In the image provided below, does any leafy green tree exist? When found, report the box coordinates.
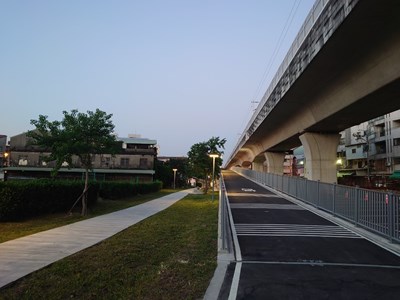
[154,158,189,188]
[169,157,189,188]
[187,136,226,191]
[28,109,118,215]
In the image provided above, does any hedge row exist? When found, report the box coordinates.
[0,180,98,221]
[0,180,162,221]
[99,181,163,200]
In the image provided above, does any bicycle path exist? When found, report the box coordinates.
[219,171,400,299]
[0,190,191,288]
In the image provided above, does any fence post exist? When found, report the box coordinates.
[333,183,336,216]
[388,192,394,242]
[305,178,308,203]
[355,187,360,226]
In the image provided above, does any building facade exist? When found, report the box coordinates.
[288,110,400,189]
[0,135,8,181]
[3,132,157,182]
[337,110,400,177]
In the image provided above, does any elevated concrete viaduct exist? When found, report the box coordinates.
[226,0,400,183]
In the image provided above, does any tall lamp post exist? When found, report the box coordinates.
[172,168,177,189]
[3,152,9,167]
[209,154,219,201]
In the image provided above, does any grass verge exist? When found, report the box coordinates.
[0,190,175,243]
[0,193,218,299]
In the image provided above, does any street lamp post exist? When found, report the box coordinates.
[209,154,219,201]
[3,152,9,167]
[172,168,177,189]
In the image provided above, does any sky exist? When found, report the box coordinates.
[0,0,315,160]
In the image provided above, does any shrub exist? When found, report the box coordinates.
[99,181,163,200]
[0,180,163,221]
[0,180,98,221]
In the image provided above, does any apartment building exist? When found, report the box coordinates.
[338,110,400,173]
[285,110,400,189]
[0,135,8,181]
[3,132,157,182]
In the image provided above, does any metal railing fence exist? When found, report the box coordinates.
[218,177,234,254]
[233,167,400,243]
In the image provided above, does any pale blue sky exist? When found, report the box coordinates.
[0,0,315,158]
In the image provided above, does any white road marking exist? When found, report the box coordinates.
[228,192,281,197]
[241,188,256,192]
[235,224,362,239]
[228,262,242,300]
[230,203,304,210]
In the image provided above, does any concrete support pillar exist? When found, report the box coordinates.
[264,152,286,174]
[252,155,266,172]
[233,159,243,168]
[299,132,340,183]
[252,161,264,172]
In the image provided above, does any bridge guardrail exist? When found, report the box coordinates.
[218,176,234,255]
[233,167,400,243]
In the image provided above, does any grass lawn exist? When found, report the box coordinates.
[0,190,175,243]
[0,193,219,299]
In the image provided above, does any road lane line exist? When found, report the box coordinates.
[228,262,242,300]
[230,203,304,210]
[242,260,400,269]
[235,223,362,238]
[226,194,242,262]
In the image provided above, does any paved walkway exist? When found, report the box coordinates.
[0,189,193,288]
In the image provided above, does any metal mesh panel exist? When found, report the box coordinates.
[288,176,297,197]
[306,180,319,206]
[357,188,390,237]
[393,194,400,242]
[335,185,357,222]
[282,176,290,194]
[232,167,399,242]
[296,177,308,201]
[318,182,334,212]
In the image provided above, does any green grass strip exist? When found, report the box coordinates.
[0,193,218,299]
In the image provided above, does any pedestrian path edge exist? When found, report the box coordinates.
[0,189,191,289]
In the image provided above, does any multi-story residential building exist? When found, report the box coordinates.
[0,135,8,181]
[288,110,400,188]
[0,135,7,163]
[3,132,157,182]
[336,110,400,187]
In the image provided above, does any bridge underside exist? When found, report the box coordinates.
[228,0,400,183]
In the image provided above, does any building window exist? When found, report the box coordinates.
[120,158,129,167]
[394,138,400,146]
[18,156,28,166]
[375,141,386,154]
[352,149,356,154]
[140,158,148,169]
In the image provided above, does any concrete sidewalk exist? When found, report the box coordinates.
[0,189,192,288]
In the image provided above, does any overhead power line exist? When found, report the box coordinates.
[251,0,302,106]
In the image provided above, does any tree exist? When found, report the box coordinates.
[28,109,118,216]
[187,136,226,191]
[154,157,189,188]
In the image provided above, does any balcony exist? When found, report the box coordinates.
[393,146,400,157]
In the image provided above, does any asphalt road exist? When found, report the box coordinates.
[220,170,400,300]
